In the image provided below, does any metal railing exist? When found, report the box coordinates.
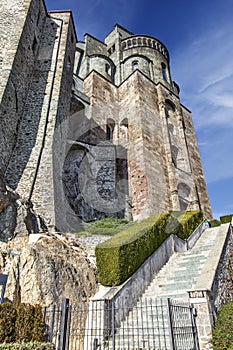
[44,297,199,350]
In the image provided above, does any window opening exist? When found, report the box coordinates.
[132,60,139,71]
[105,63,111,75]
[161,62,168,81]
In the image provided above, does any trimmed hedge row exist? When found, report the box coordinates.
[95,211,203,286]
[210,219,221,227]
[220,214,233,224]
[212,301,233,349]
[0,303,45,344]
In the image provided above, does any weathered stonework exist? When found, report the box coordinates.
[0,234,97,306]
[0,1,211,231]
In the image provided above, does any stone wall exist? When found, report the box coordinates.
[80,68,210,222]
[74,24,212,222]
[182,106,212,218]
[189,223,233,349]
[3,8,77,231]
[211,223,233,312]
[0,0,212,228]
[0,0,47,172]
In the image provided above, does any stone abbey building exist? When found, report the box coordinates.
[0,0,212,233]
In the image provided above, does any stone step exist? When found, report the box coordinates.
[140,226,223,301]
[106,334,170,350]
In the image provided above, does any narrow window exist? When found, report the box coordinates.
[32,37,38,56]
[132,60,138,71]
[105,63,111,75]
[108,44,115,54]
[106,125,112,141]
[161,62,167,81]
[67,56,71,70]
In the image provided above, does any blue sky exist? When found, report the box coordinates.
[46,0,233,219]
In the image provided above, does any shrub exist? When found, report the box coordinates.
[220,214,233,224]
[0,303,17,343]
[95,211,203,286]
[96,213,164,286]
[176,211,203,239]
[16,304,45,342]
[210,219,221,227]
[0,303,45,344]
[212,301,233,349]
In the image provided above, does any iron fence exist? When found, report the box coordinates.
[44,297,199,350]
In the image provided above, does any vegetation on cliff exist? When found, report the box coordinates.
[212,301,233,349]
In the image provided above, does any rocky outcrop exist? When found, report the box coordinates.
[0,233,98,307]
[0,173,48,241]
[0,174,17,242]
[0,173,98,307]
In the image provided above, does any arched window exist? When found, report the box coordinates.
[161,62,168,81]
[132,60,139,71]
[106,119,115,141]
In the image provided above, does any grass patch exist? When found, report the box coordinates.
[76,217,135,236]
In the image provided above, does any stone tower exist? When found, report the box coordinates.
[67,24,212,223]
[0,0,212,234]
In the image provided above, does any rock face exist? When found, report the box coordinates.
[0,173,98,307]
[0,174,17,242]
[0,233,97,307]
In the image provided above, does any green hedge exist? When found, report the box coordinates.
[95,211,203,286]
[171,210,203,240]
[220,214,233,224]
[210,219,221,227]
[0,303,17,343]
[0,303,45,344]
[0,343,53,350]
[212,301,233,349]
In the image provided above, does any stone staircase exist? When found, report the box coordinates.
[142,225,221,301]
[108,224,230,349]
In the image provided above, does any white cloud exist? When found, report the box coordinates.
[172,20,233,186]
[173,22,233,129]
